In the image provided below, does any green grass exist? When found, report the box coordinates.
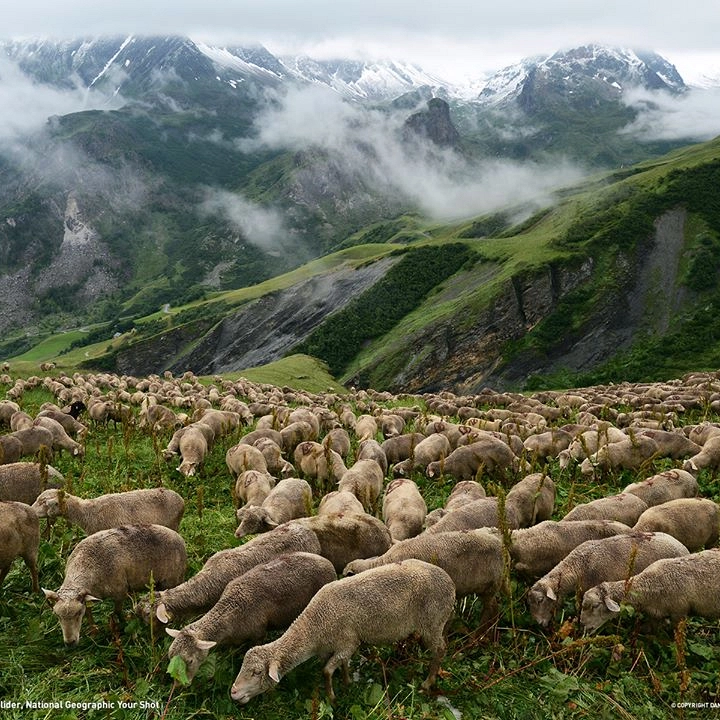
[228,355,347,395]
[1,374,720,719]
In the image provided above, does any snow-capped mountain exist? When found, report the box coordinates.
[478,44,686,107]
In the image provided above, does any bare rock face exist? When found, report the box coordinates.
[403,98,460,148]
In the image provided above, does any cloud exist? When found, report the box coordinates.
[239,84,586,222]
[621,86,720,142]
[199,188,293,255]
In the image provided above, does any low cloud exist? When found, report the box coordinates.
[199,188,293,255]
[239,84,585,221]
[621,86,720,142]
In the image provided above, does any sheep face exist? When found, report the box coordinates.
[230,645,279,703]
[527,585,558,628]
[235,507,276,538]
[579,585,620,633]
[32,489,63,519]
[43,589,94,646]
[166,628,217,684]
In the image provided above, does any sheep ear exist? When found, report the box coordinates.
[165,628,181,638]
[197,639,217,651]
[42,588,60,604]
[604,597,621,613]
[84,594,101,603]
[264,518,279,529]
[268,660,281,683]
[156,603,170,624]
[545,587,557,602]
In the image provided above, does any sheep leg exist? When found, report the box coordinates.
[419,632,447,691]
[323,651,352,703]
[24,556,39,593]
[0,566,8,588]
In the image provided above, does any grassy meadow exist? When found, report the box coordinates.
[0,372,719,720]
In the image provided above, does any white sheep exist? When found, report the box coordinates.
[563,493,649,526]
[235,478,313,537]
[32,488,185,534]
[230,559,455,703]
[0,462,64,504]
[382,478,427,541]
[337,459,385,513]
[424,480,486,528]
[623,469,699,506]
[632,498,720,551]
[0,500,40,591]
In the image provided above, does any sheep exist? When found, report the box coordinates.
[623,469,699,507]
[382,478,427,541]
[505,473,555,527]
[523,429,573,462]
[9,426,55,461]
[293,441,347,486]
[424,480,486,528]
[425,436,522,482]
[424,497,520,534]
[0,435,24,465]
[337,459,385,513]
[238,428,283,448]
[632,498,720,551]
[136,523,321,624]
[317,491,365,516]
[33,417,85,456]
[0,462,64,504]
[252,438,295,478]
[580,435,660,476]
[176,424,210,477]
[44,525,187,645]
[381,433,426,465]
[558,427,627,469]
[166,552,337,685]
[36,408,87,439]
[235,478,313,538]
[32,488,185,534]
[344,528,504,618]
[0,400,20,426]
[192,409,241,438]
[380,414,406,439]
[356,439,388,475]
[507,520,635,578]
[230,559,455,704]
[563,493,649,526]
[321,428,351,458]
[279,421,317,453]
[393,434,451,476]
[580,549,720,632]
[633,429,701,459]
[286,408,321,438]
[234,470,276,509]
[225,443,268,479]
[0,501,40,591]
[355,414,378,441]
[10,410,33,431]
[138,403,181,432]
[527,531,689,627]
[683,434,720,472]
[289,513,393,573]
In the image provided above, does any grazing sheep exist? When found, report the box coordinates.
[523,429,574,462]
[234,470,276,509]
[294,441,347,486]
[166,552,337,684]
[563,493,649,526]
[289,513,393,573]
[527,531,689,627]
[252,438,295,478]
[239,428,284,448]
[317,491,365,516]
[356,439,388,475]
[10,426,55,461]
[580,435,660,476]
[136,524,321,624]
[44,525,187,645]
[633,429,701,459]
[344,528,504,616]
[10,411,33,431]
[0,435,24,465]
[382,478,427,541]
[683,434,720,472]
[286,408,321,438]
[426,436,522,481]
[337,459,385,513]
[0,501,40,591]
[380,414,406,439]
[505,473,555,527]
[381,433,426,465]
[0,462,64,504]
[226,443,268,479]
[33,417,85,457]
[280,421,317,453]
[0,400,20,426]
[394,434,451,476]
[424,480,486,528]
[558,428,626,469]
[177,425,210,477]
[230,559,455,704]
[632,498,720,551]
[623,469,699,507]
[32,488,185,534]
[235,478,313,538]
[36,408,87,439]
[354,414,378,442]
[321,428,351,458]
[580,549,720,632]
[508,520,634,578]
[425,497,520,534]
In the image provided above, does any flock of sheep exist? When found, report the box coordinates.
[1,366,720,706]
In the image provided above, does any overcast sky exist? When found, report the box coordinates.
[3,0,720,83]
